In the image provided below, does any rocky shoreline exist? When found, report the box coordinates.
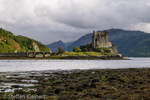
[51,55,123,60]
[0,68,150,99]
[0,55,124,60]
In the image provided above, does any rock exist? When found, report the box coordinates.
[76,87,83,92]
[107,77,118,81]
[69,86,75,90]
[55,88,63,94]
[91,79,99,83]
[82,83,89,88]
[11,85,21,88]
[128,80,138,84]
[58,97,68,100]
[118,54,122,57]
[90,83,96,88]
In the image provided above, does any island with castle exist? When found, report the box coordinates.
[49,30,123,60]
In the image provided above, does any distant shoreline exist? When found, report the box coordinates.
[0,56,124,60]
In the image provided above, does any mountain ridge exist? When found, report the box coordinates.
[47,40,65,53]
[48,29,150,57]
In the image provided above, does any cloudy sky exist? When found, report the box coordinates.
[0,0,150,44]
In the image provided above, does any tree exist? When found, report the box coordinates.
[58,47,62,52]
[103,48,111,53]
[73,47,81,52]
[95,47,111,53]
[58,47,64,53]
[82,48,88,52]
[95,48,102,52]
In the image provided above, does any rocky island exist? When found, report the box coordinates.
[49,30,123,60]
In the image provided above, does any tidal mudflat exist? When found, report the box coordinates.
[0,68,150,100]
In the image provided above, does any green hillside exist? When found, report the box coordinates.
[0,28,50,53]
[108,29,150,57]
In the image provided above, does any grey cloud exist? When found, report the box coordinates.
[50,0,150,29]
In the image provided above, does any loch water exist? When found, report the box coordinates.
[0,57,150,72]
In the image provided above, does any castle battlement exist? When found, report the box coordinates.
[92,30,118,53]
[92,31,110,48]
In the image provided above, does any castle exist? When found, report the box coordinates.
[92,30,118,53]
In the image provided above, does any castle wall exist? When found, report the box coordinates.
[92,31,110,48]
[109,45,118,53]
[92,30,118,54]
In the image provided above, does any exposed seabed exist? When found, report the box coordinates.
[0,68,150,99]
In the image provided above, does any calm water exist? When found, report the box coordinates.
[0,57,150,72]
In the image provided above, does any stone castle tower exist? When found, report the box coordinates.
[92,30,118,53]
[92,30,111,48]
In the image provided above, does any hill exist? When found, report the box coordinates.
[107,29,150,57]
[47,41,74,53]
[67,33,92,52]
[47,40,65,53]
[0,28,50,53]
[49,29,150,57]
